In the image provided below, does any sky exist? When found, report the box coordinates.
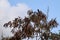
[0,0,60,39]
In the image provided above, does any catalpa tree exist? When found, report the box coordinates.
[3,9,59,40]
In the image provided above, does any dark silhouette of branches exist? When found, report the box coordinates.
[3,9,59,40]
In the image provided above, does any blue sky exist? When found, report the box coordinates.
[8,0,60,33]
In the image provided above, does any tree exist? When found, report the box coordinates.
[3,9,59,40]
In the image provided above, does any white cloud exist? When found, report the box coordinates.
[0,0,31,23]
[0,0,10,7]
[0,0,30,38]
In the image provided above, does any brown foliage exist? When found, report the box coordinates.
[3,9,59,40]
